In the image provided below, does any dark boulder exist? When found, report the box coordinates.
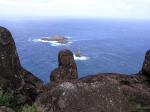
[141,50,150,79]
[80,74,150,108]
[0,26,44,104]
[36,74,132,112]
[50,50,78,82]
[37,73,150,112]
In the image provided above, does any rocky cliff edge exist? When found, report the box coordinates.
[0,26,150,112]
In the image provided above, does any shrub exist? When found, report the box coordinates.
[0,91,38,112]
[21,104,38,112]
[0,91,21,112]
[0,92,17,108]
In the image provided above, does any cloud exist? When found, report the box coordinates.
[0,0,150,19]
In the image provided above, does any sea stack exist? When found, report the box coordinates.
[75,48,81,57]
[50,49,78,82]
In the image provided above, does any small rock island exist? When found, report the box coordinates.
[75,48,81,57]
[41,35,69,44]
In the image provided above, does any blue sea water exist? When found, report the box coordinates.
[0,19,150,82]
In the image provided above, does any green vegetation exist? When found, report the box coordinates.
[0,91,19,111]
[22,104,38,112]
[127,96,150,112]
[127,96,140,112]
[0,91,38,112]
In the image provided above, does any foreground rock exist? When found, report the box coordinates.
[0,26,44,105]
[36,49,150,112]
[37,78,131,112]
[50,50,78,82]
[81,74,150,110]
[41,35,69,44]
[37,73,150,112]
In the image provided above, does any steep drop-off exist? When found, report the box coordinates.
[0,26,150,112]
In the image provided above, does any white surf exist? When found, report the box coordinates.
[73,55,90,61]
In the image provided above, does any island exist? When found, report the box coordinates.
[41,35,69,44]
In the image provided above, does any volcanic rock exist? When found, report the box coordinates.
[0,26,44,104]
[37,75,131,112]
[141,50,150,79]
[37,49,150,112]
[50,49,78,82]
[37,73,150,112]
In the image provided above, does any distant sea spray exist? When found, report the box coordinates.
[32,36,72,46]
[32,36,90,61]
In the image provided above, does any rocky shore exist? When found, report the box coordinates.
[0,26,150,112]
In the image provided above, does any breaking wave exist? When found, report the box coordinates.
[73,55,90,61]
[32,37,72,46]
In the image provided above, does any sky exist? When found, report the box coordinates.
[0,0,150,19]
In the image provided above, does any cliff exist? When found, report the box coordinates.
[0,26,45,108]
[0,26,150,112]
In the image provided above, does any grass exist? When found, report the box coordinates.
[0,92,18,110]
[0,91,38,112]
[22,104,38,112]
[127,96,143,112]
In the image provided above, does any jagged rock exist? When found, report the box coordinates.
[50,50,78,82]
[38,49,150,112]
[0,26,44,105]
[142,50,150,78]
[36,74,132,112]
[80,74,150,108]
[37,73,150,112]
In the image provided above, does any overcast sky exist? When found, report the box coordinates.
[0,0,150,19]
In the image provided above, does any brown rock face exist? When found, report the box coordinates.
[37,49,150,112]
[142,50,150,78]
[0,26,43,104]
[50,49,78,82]
[37,73,150,112]
[0,26,22,89]
[37,74,132,112]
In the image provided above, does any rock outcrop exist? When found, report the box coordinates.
[141,50,150,79]
[36,78,131,112]
[0,26,44,105]
[36,49,150,112]
[50,49,78,82]
[37,74,150,112]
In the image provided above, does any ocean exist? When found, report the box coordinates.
[0,18,150,82]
